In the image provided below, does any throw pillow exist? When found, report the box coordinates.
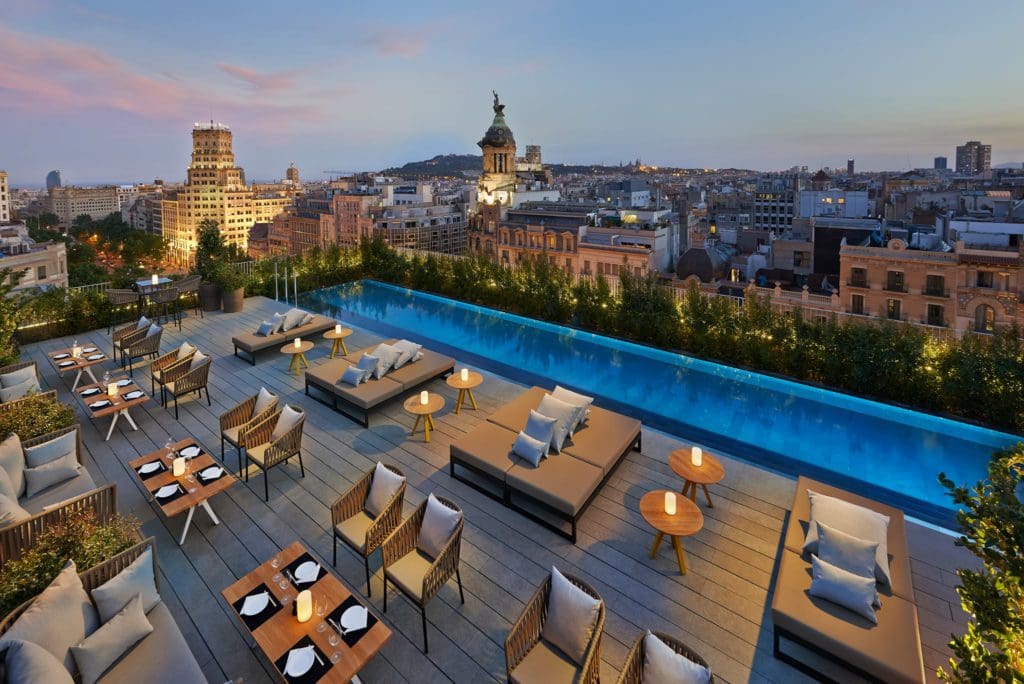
[512,430,548,467]
[176,341,196,360]
[90,548,161,623]
[523,410,557,453]
[281,308,305,331]
[24,430,77,468]
[0,365,37,388]
[369,343,401,379]
[0,468,17,500]
[24,455,79,498]
[135,316,150,330]
[300,312,315,326]
[541,566,602,666]
[817,520,878,581]
[356,354,379,382]
[0,433,25,498]
[339,365,364,387]
[270,313,285,334]
[271,405,304,441]
[809,555,878,624]
[145,324,161,338]
[416,493,462,559]
[537,394,577,453]
[71,594,154,684]
[642,630,711,684]
[252,387,276,419]
[255,321,274,336]
[0,560,99,674]
[391,339,423,369]
[188,350,209,371]
[551,385,593,434]
[1,639,74,684]
[0,493,31,528]
[0,377,39,403]
[803,489,892,587]
[364,462,406,518]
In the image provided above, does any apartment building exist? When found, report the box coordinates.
[0,223,68,290]
[955,140,992,175]
[47,185,121,226]
[375,203,467,254]
[0,171,10,223]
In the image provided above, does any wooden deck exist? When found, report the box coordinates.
[21,296,973,683]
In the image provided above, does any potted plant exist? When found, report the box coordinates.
[215,261,246,313]
[194,220,225,311]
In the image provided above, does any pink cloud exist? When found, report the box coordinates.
[363,20,455,58]
[218,63,302,93]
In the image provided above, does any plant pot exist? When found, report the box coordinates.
[199,282,222,311]
[221,287,244,313]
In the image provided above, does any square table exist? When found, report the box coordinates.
[135,276,172,290]
[48,343,107,390]
[129,438,236,545]
[223,541,391,683]
[75,376,149,441]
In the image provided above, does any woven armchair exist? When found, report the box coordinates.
[220,391,279,475]
[505,571,605,684]
[150,347,195,396]
[149,286,182,331]
[161,356,211,419]
[175,275,203,319]
[616,631,713,684]
[112,321,147,363]
[104,289,141,333]
[241,407,306,501]
[0,361,38,381]
[0,484,117,566]
[330,464,406,596]
[381,496,465,653]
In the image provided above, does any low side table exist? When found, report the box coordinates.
[323,328,353,359]
[280,340,314,375]
[669,449,726,508]
[445,371,483,414]
[403,393,445,443]
[640,490,703,574]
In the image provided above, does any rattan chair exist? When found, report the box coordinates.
[104,288,141,333]
[149,346,195,396]
[241,407,307,501]
[220,391,280,475]
[160,355,211,419]
[330,464,406,596]
[149,286,182,331]
[381,495,464,653]
[505,571,605,684]
[176,275,203,319]
[112,320,147,364]
[0,361,40,402]
[616,631,714,684]
[120,325,162,377]
[0,484,117,566]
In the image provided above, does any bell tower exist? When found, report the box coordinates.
[477,91,517,207]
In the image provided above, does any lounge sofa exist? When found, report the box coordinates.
[449,386,641,543]
[305,339,455,427]
[1,483,117,565]
[0,362,41,404]
[231,311,336,365]
[0,537,206,683]
[770,475,925,683]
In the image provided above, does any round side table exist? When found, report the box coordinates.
[445,371,483,414]
[280,340,314,375]
[639,490,703,574]
[669,449,725,508]
[323,328,353,359]
[403,393,445,443]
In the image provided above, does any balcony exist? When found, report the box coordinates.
[883,283,907,293]
[846,279,869,289]
[923,288,949,298]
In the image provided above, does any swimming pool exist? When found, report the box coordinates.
[300,279,1020,525]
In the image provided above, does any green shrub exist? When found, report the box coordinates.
[0,393,76,441]
[0,508,140,617]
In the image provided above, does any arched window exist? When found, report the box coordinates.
[975,304,995,333]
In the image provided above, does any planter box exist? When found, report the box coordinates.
[222,287,244,313]
[199,282,221,311]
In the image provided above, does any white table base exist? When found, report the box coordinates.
[105,407,139,441]
[71,366,99,391]
[178,499,220,545]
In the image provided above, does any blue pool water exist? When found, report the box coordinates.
[300,279,1020,524]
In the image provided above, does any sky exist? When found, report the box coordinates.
[1,0,1023,185]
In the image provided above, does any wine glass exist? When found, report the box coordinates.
[328,632,341,662]
[164,437,175,461]
[315,600,327,633]
[185,460,196,491]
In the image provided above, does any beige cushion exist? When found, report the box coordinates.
[271,405,303,441]
[0,433,25,498]
[536,394,577,453]
[386,348,453,389]
[0,492,31,528]
[335,511,374,554]
[1,639,74,684]
[281,308,306,331]
[24,455,80,499]
[252,387,276,419]
[486,386,547,432]
[71,594,153,684]
[417,494,461,559]
[0,560,99,674]
[221,425,241,446]
[643,631,710,684]
[562,404,640,475]
[0,377,40,402]
[541,567,602,666]
[96,602,205,684]
[506,454,603,516]
[365,463,404,518]
[449,422,518,480]
[0,365,36,388]
[176,342,196,360]
[90,548,161,623]
[188,350,208,371]
[246,443,269,466]
[509,639,580,684]
[385,549,432,602]
[24,430,77,469]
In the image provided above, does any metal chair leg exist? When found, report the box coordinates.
[383,575,388,613]
[298,452,305,478]
[421,605,429,653]
[364,556,371,597]
[456,566,465,604]
[332,535,337,566]
[263,470,269,501]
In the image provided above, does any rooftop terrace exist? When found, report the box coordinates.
[20,296,974,683]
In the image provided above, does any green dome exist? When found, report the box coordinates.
[478,112,516,148]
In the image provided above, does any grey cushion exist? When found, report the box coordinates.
[96,602,205,684]
[369,343,401,380]
[524,410,557,452]
[551,385,593,435]
[391,339,422,369]
[270,312,285,333]
[23,430,77,469]
[71,594,153,684]
[0,377,40,403]
[416,494,461,559]
[20,469,96,515]
[0,493,31,528]
[817,520,878,581]
[803,489,892,587]
[144,324,161,338]
[0,560,99,674]
[175,342,196,360]
[643,631,710,684]
[509,639,580,684]
[541,567,601,666]
[0,433,25,498]
[24,454,80,499]
[364,462,404,518]
[90,549,161,623]
[356,353,379,382]
[281,308,305,331]
[561,404,640,475]
[271,405,303,441]
[809,554,878,624]
[301,312,315,326]
[1,639,74,684]
[536,394,577,453]
[252,387,276,418]
[512,431,547,467]
[188,350,208,371]
[255,321,274,336]
[135,316,150,330]
[0,365,37,388]
[339,365,365,387]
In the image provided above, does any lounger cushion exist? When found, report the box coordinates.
[24,456,80,499]
[772,550,924,684]
[71,594,154,684]
[24,430,77,468]
[364,462,405,518]
[449,422,518,480]
[562,405,640,475]
[0,433,25,498]
[0,378,38,403]
[306,359,352,387]
[21,469,96,515]
[542,566,602,666]
[803,489,892,588]
[1,639,74,684]
[506,454,603,516]
[417,494,462,559]
[808,555,878,624]
[487,386,547,432]
[97,601,206,684]
[335,511,374,553]
[252,387,276,419]
[643,630,710,684]
[333,375,405,411]
[233,315,334,353]
[509,639,580,684]
[91,549,161,622]
[385,549,432,602]
[0,365,36,388]
[387,348,454,389]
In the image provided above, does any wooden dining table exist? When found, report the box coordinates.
[48,343,107,390]
[74,376,149,441]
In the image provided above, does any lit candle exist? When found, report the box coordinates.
[420,390,429,405]
[295,590,312,623]
[460,368,469,382]
[334,324,342,335]
[71,345,82,358]
[151,274,159,286]
[691,446,702,467]
[107,382,118,397]
[664,491,677,515]
[293,337,301,349]
[172,457,186,477]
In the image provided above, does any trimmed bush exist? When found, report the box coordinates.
[0,393,76,441]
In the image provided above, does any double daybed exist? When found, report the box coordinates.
[771,475,925,683]
[450,386,641,543]
[305,338,454,427]
[231,307,335,365]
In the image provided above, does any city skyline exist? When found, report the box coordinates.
[2,0,1023,184]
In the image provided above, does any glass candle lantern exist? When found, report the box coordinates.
[420,390,429,405]
[151,274,159,286]
[295,590,312,622]
[334,324,342,335]
[172,457,186,477]
[691,446,703,467]
[460,368,469,382]
[294,337,301,349]
[664,491,677,515]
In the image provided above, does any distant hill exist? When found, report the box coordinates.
[381,153,676,178]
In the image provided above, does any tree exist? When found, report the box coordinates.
[193,219,225,280]
[938,446,1024,682]
[0,270,20,366]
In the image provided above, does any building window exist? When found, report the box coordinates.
[849,267,867,287]
[925,274,945,296]
[887,298,902,320]
[976,271,994,288]
[851,294,864,315]
[975,304,995,333]
[36,266,46,280]
[886,270,905,292]
[926,304,944,327]
[793,251,809,268]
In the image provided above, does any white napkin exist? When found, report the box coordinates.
[155,484,179,499]
[283,645,315,678]
[89,399,111,408]
[200,466,223,480]
[139,461,161,474]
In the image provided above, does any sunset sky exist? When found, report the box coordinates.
[2,0,1022,185]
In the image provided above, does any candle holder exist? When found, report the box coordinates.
[334,324,342,335]
[106,382,118,397]
[293,337,301,349]
[172,457,186,477]
[460,368,469,382]
[295,590,312,623]
[151,274,159,286]
[71,346,82,359]
[664,491,677,515]
[691,446,703,468]
[420,390,429,405]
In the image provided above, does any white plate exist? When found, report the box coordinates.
[181,445,201,458]
[59,361,75,367]
[80,388,100,396]
[294,560,320,584]
[340,605,369,633]
[116,379,132,387]
[89,400,111,408]
[155,484,179,499]
[86,354,103,361]
[239,591,270,616]
[139,461,161,474]
[200,466,222,480]
[124,391,144,400]
[53,353,69,359]
[83,347,97,353]
[283,645,315,678]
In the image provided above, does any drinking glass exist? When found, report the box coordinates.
[315,600,327,632]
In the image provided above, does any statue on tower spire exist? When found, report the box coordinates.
[492,90,504,115]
